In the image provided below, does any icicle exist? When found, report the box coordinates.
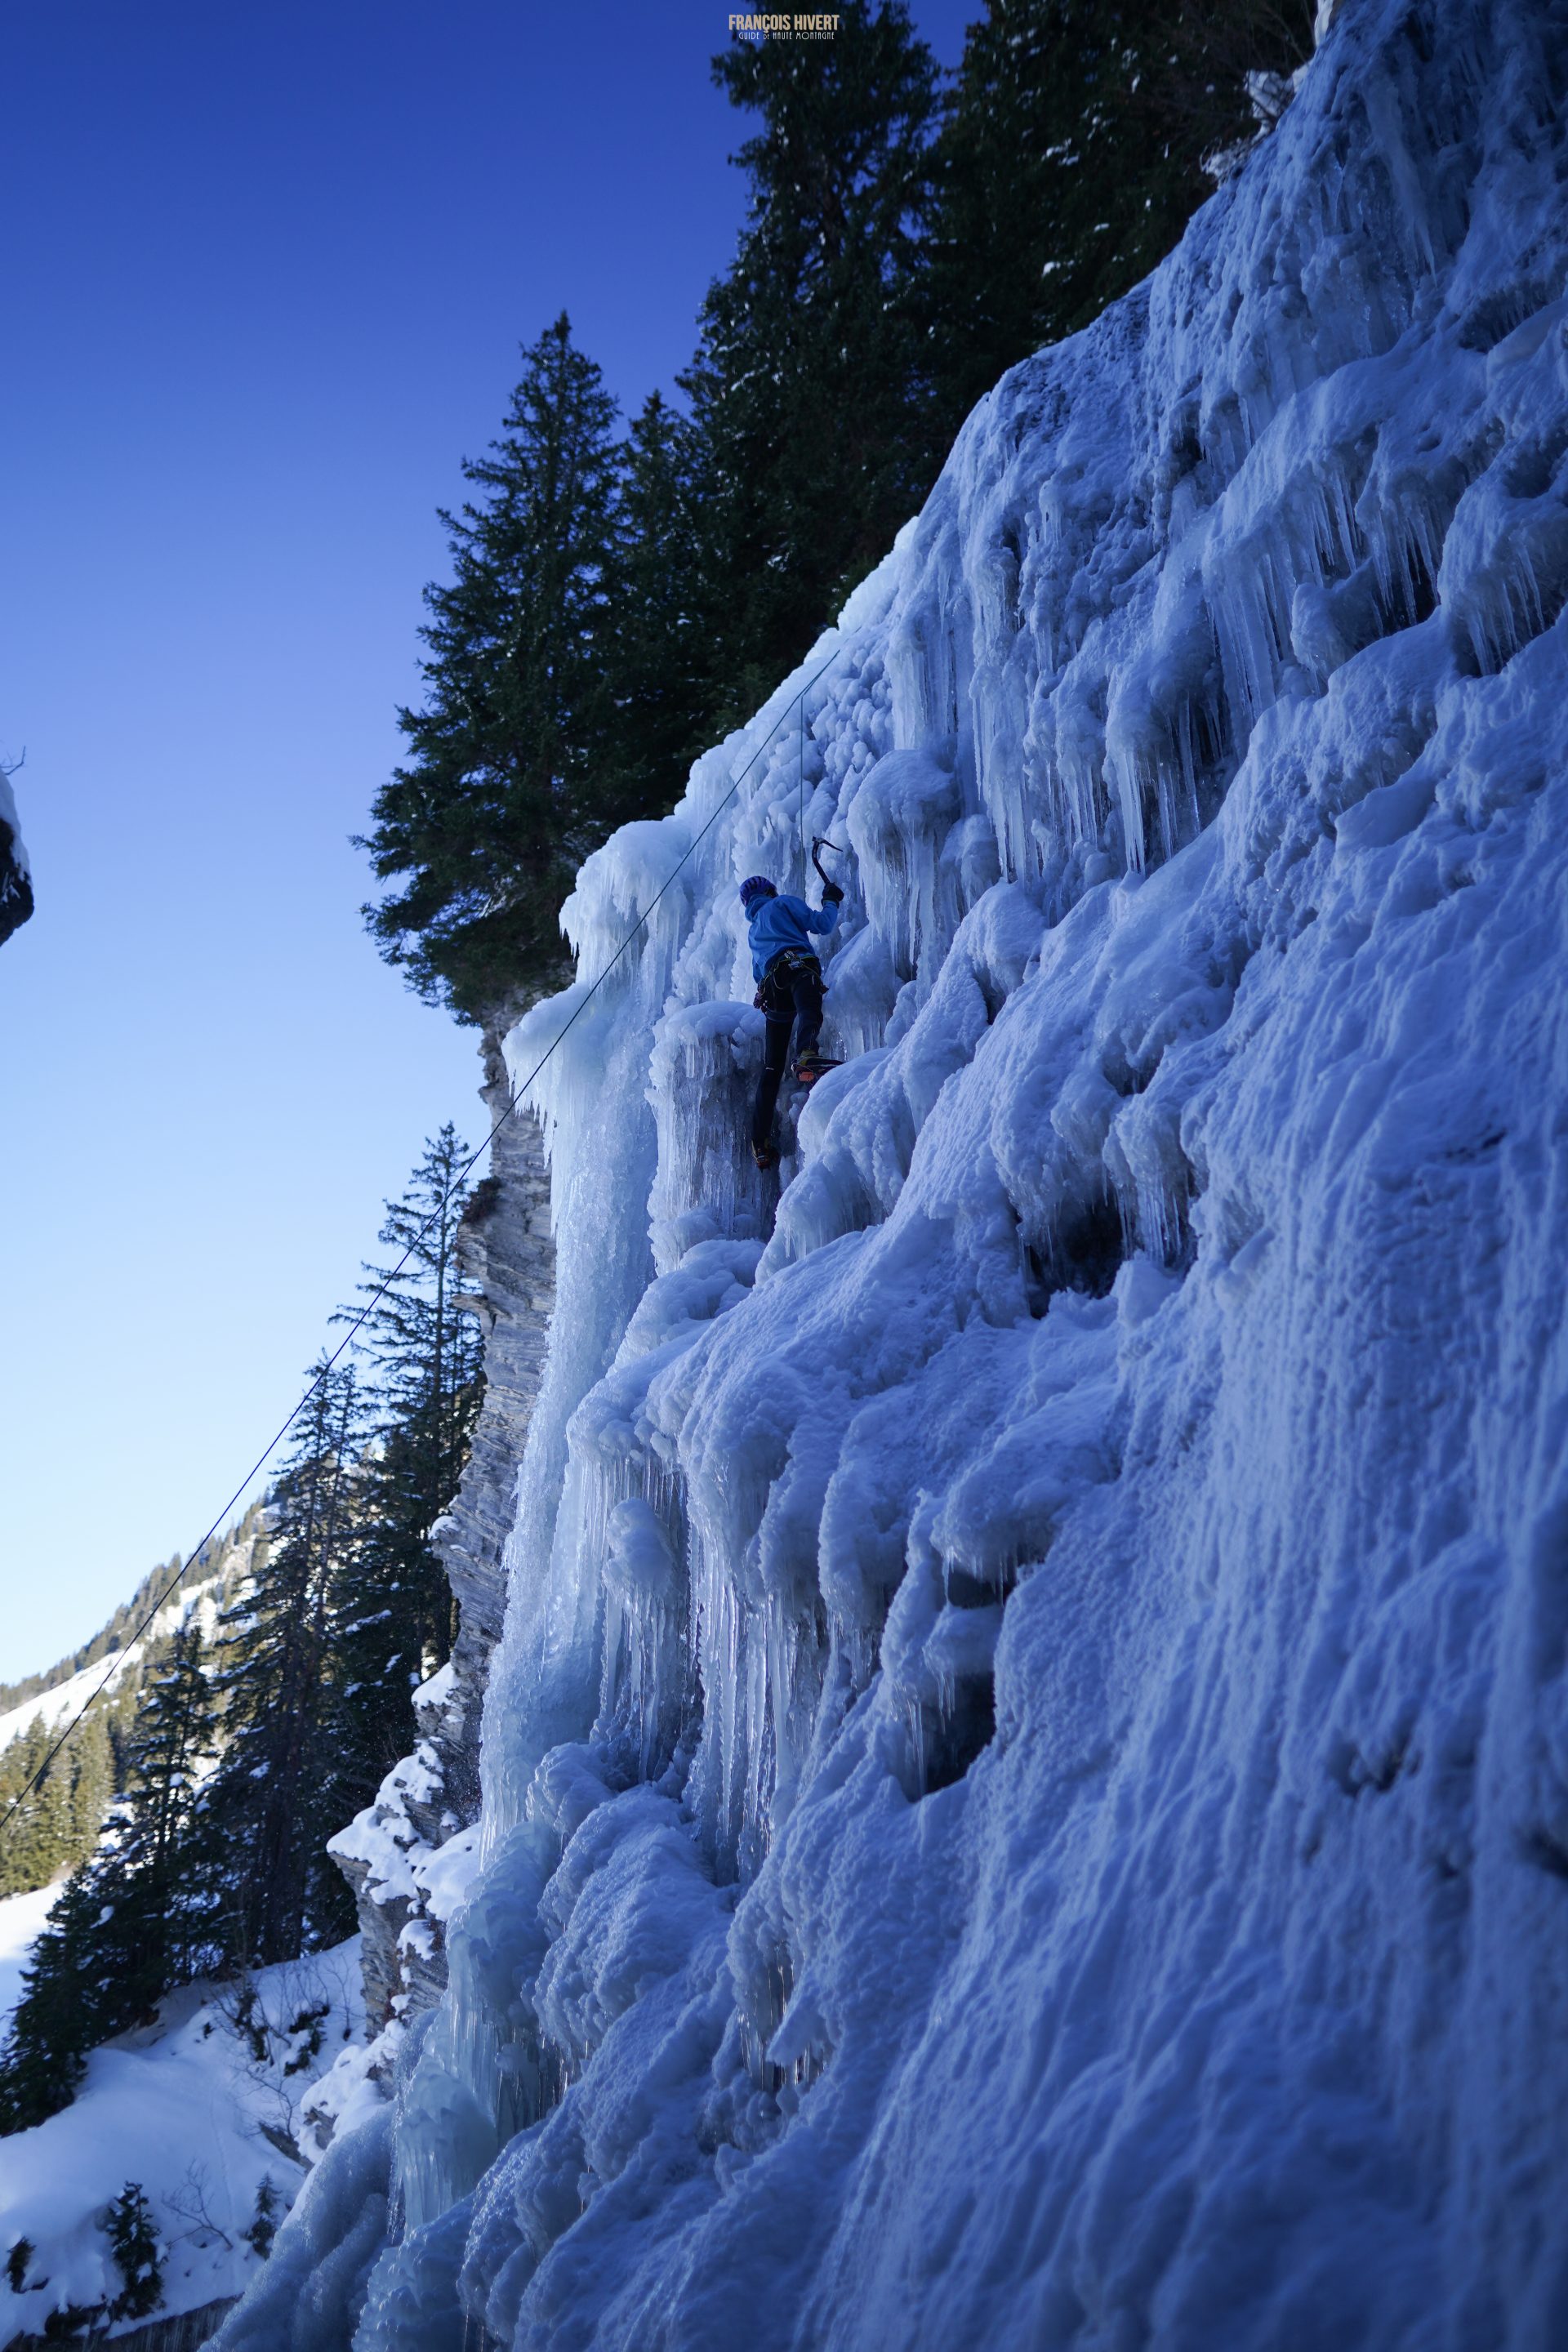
[648,1002,776,1276]
[844,748,964,987]
[598,1499,684,1781]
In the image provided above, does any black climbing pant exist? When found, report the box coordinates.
[752,951,825,1152]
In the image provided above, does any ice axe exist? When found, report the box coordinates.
[811,836,847,893]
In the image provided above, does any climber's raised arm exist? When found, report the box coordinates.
[802,881,844,933]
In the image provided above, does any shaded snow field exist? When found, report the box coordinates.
[226,0,1568,2345]
[0,1568,281,2343]
[0,1940,361,2348]
[0,1886,60,2039]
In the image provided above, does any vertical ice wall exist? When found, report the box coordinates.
[220,0,1568,2344]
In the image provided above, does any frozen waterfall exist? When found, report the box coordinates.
[219,0,1568,2344]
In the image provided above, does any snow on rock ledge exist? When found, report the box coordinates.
[326,1066,555,2055]
[0,767,31,949]
[224,2,1568,2345]
[327,1713,471,2033]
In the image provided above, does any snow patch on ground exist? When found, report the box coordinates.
[0,1944,361,2347]
[0,1885,62,2039]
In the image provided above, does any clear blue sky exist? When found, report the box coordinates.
[0,0,976,1680]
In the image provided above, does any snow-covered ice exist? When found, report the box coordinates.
[220,0,1568,2344]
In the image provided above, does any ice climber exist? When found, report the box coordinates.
[740,870,844,1170]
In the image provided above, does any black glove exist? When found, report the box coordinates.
[822,881,844,906]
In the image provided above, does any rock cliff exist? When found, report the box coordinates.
[327,1035,556,2037]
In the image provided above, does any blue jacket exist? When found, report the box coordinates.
[746,891,840,982]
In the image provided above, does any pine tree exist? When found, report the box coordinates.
[359,314,623,1021]
[0,1626,220,2133]
[65,1711,115,1866]
[683,2,944,724]
[242,2177,282,2260]
[329,1128,484,1811]
[0,1867,108,2130]
[204,1365,367,1963]
[0,1702,118,1900]
[111,1624,225,1985]
[921,0,1314,448]
[0,1721,64,1895]
[0,1521,265,1906]
[105,2183,163,2322]
[602,393,712,824]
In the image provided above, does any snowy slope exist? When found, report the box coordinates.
[0,1886,60,2039]
[0,1665,118,1754]
[222,1,1568,2345]
[0,1547,252,1757]
[0,1944,362,2347]
[0,1625,189,1755]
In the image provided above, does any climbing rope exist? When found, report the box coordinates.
[0,647,847,1856]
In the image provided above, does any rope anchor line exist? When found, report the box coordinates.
[0,646,849,1855]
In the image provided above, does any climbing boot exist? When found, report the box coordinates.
[751,1140,779,1172]
[795,1056,842,1089]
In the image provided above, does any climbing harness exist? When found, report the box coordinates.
[755,945,826,1013]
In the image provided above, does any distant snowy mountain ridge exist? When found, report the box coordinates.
[0,1542,250,1761]
[0,1518,264,1913]
[209,0,1568,2342]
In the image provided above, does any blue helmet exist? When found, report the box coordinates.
[739,875,776,914]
